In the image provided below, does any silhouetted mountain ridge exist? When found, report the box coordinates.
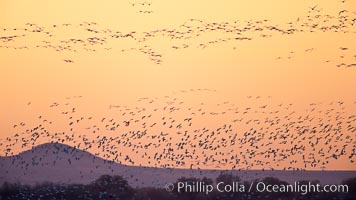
[1,143,355,188]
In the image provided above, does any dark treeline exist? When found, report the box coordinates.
[0,174,355,200]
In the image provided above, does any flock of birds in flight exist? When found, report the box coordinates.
[0,0,355,181]
[130,1,154,14]
[0,2,355,198]
[0,3,355,66]
[0,89,355,174]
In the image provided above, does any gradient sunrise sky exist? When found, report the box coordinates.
[0,0,355,170]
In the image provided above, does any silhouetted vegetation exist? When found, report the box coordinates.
[0,174,355,200]
[342,177,356,196]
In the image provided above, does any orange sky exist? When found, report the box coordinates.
[0,0,355,170]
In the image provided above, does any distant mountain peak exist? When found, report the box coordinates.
[1,143,354,188]
[19,142,89,156]
[30,142,79,152]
